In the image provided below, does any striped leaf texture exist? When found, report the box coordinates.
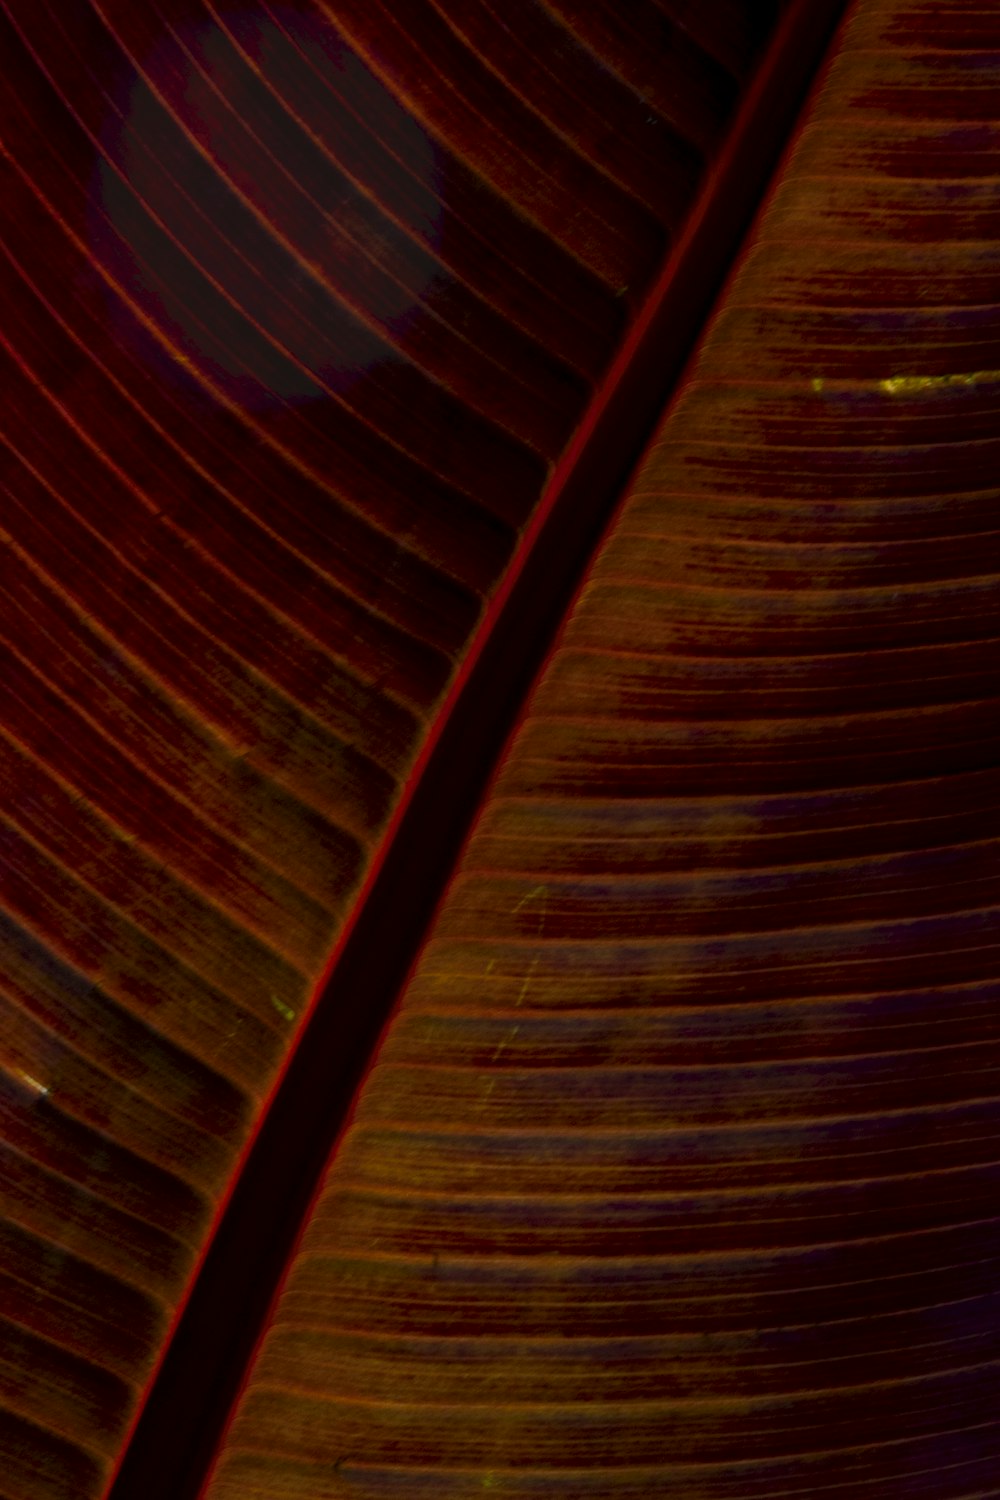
[0,1,801,1496]
[200,1,1000,1496]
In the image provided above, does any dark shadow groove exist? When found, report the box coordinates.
[108,3,851,1495]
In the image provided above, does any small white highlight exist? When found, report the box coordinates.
[16,1071,48,1097]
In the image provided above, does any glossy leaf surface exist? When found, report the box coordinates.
[203,1,1000,1494]
[0,1,791,1495]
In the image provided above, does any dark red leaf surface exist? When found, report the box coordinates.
[0,1,800,1496]
[198,1,1000,1494]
